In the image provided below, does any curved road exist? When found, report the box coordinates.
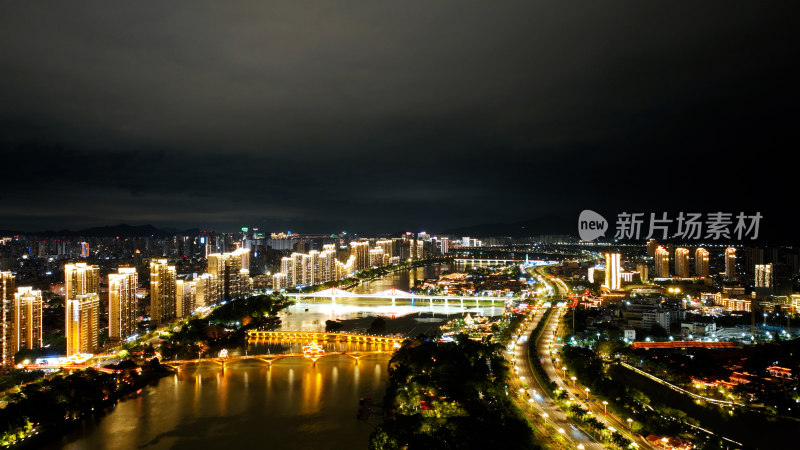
[509,307,603,450]
[538,289,654,449]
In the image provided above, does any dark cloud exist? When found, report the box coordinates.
[0,1,797,236]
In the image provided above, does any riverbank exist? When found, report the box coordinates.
[0,359,173,448]
[324,311,456,337]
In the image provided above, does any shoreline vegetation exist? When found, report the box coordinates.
[369,335,539,450]
[0,292,292,448]
[152,293,293,360]
[0,359,172,447]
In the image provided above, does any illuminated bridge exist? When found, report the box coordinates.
[247,330,405,344]
[454,258,523,265]
[283,287,512,306]
[162,350,394,369]
[630,340,738,350]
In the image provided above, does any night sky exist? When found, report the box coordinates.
[1,2,797,237]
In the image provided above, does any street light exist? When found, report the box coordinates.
[571,376,577,387]
[602,400,608,414]
[627,418,633,430]
[584,387,590,401]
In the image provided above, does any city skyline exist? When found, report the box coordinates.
[1,2,798,449]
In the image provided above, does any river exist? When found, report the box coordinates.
[52,263,504,449]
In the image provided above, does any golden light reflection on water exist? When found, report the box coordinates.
[54,266,454,449]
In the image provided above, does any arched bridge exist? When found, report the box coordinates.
[162,350,393,370]
[246,330,406,344]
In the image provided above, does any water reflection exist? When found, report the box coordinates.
[53,265,477,449]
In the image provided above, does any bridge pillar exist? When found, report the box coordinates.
[391,297,395,307]
[460,299,463,308]
[444,298,448,307]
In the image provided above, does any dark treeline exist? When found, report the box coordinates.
[369,336,539,450]
[155,293,291,360]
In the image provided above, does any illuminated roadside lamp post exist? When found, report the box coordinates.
[602,400,608,414]
[571,376,577,388]
[584,387,590,401]
[627,418,633,430]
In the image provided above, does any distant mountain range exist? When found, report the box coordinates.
[1,217,577,239]
[441,215,575,238]
[0,223,201,238]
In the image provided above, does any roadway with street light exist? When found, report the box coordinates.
[508,306,604,450]
[539,294,655,449]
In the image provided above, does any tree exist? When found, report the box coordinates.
[326,320,344,332]
[650,323,668,338]
[368,317,387,334]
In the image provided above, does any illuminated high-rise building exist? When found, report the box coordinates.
[336,255,355,279]
[208,249,251,299]
[176,279,196,318]
[655,246,670,278]
[14,287,43,352]
[66,293,99,356]
[150,259,177,326]
[305,251,320,285]
[65,262,99,300]
[350,241,370,271]
[108,267,138,341]
[755,264,773,291]
[194,273,219,307]
[636,263,648,282]
[604,253,621,290]
[439,238,449,255]
[376,240,393,258]
[80,242,90,258]
[272,273,288,290]
[319,247,336,283]
[674,248,690,278]
[725,247,737,279]
[64,262,100,356]
[280,256,294,287]
[646,239,658,257]
[369,247,386,267]
[1,271,16,366]
[695,248,709,277]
